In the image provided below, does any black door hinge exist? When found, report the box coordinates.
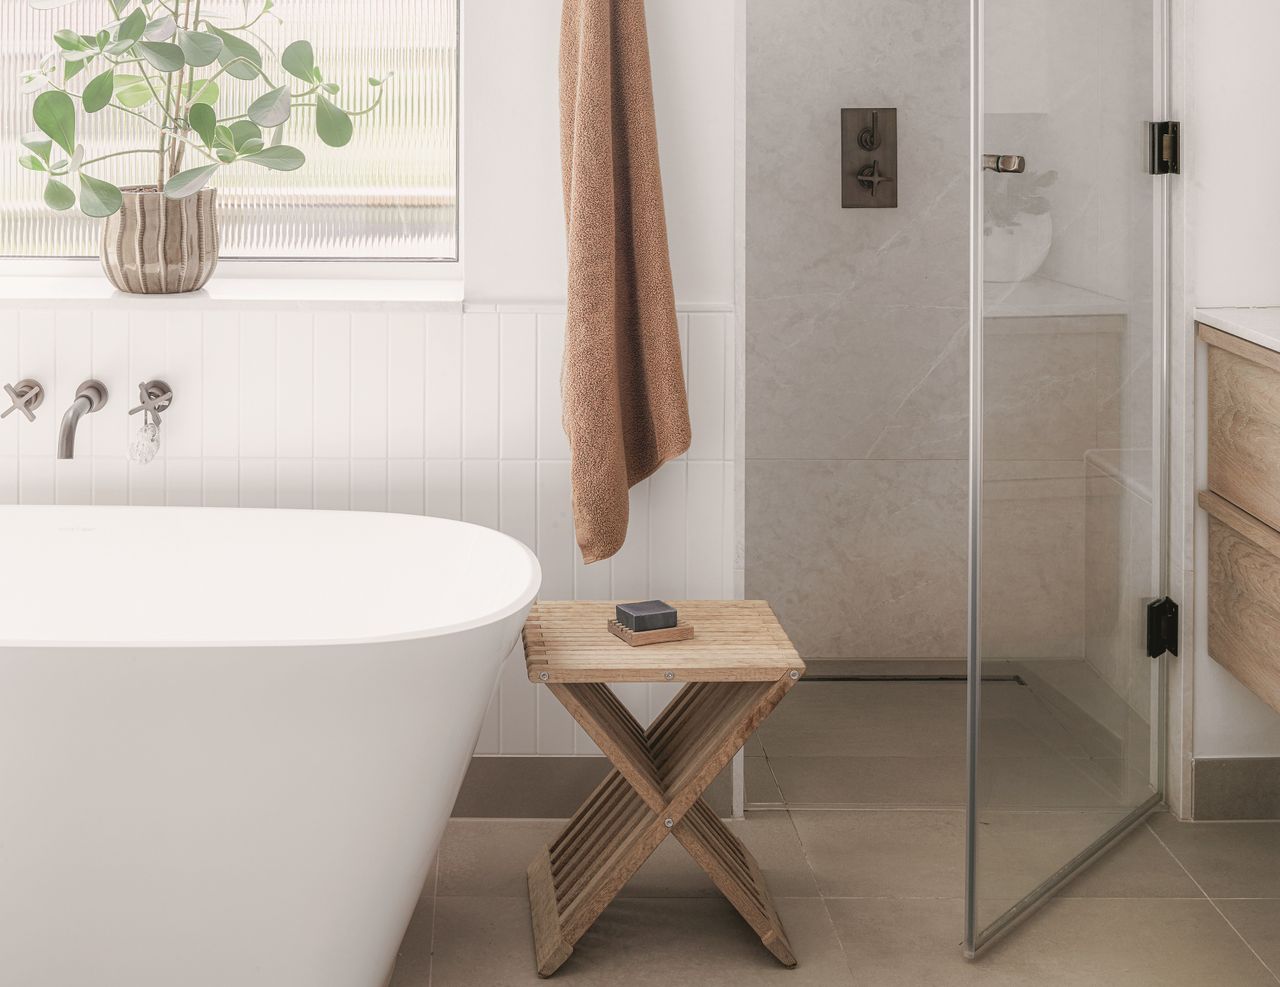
[1150,121,1180,175]
[1146,597,1179,658]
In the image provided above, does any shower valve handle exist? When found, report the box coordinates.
[2,379,44,422]
[983,154,1026,173]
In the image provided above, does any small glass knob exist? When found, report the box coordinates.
[129,421,161,465]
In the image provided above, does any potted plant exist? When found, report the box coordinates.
[18,0,390,293]
[984,169,1056,284]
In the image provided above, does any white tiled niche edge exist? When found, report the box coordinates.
[0,302,736,756]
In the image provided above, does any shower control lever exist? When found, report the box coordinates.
[129,380,174,428]
[983,154,1026,174]
[2,379,44,422]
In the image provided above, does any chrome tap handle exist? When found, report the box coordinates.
[128,379,173,428]
[983,153,1026,173]
[2,379,44,422]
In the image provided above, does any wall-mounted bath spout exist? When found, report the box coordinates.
[57,380,108,460]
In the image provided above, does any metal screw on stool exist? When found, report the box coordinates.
[539,671,549,682]
[664,671,675,681]
[664,818,674,829]
[790,670,800,680]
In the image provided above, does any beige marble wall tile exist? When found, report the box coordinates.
[745,459,967,658]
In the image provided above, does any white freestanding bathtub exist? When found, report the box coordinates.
[0,506,540,987]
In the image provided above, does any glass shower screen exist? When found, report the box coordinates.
[965,0,1171,954]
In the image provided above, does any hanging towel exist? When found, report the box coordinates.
[559,0,692,564]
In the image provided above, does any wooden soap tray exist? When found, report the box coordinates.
[607,619,695,647]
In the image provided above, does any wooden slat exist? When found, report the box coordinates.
[1203,336,1280,532]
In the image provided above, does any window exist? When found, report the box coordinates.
[3,0,458,260]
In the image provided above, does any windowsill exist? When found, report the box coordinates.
[0,275,465,310]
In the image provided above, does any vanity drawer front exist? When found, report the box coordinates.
[1200,491,1280,716]
[1202,323,1280,532]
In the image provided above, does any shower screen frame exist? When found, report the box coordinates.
[963,0,1175,957]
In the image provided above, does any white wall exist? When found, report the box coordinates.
[1188,0,1280,308]
[462,0,737,305]
[1186,0,1280,757]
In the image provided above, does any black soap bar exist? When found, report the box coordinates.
[616,600,678,632]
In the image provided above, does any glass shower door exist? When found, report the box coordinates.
[965,0,1171,954]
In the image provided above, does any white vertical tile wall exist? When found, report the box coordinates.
[0,300,736,755]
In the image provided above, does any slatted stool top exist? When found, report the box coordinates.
[523,600,805,684]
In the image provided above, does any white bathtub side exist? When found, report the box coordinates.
[0,608,528,987]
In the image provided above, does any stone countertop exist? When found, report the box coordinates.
[1197,307,1280,355]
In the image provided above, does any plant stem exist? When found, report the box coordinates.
[79,148,163,168]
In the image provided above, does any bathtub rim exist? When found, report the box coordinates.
[0,504,542,650]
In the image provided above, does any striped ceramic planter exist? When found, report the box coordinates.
[100,186,219,294]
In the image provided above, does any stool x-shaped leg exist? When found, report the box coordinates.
[526,675,799,977]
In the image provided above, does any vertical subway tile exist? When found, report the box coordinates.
[499,459,537,551]
[351,461,388,512]
[0,461,14,504]
[55,311,93,456]
[313,459,350,511]
[499,314,537,458]
[128,460,165,506]
[239,313,277,458]
[426,458,461,520]
[164,459,201,506]
[574,548,611,601]
[463,313,500,458]
[276,459,313,509]
[427,311,462,458]
[462,459,499,529]
[536,313,570,459]
[386,312,426,458]
[537,688,576,755]
[312,312,351,458]
[498,640,537,754]
[687,312,726,460]
[91,309,130,460]
[0,318,18,458]
[387,459,425,515]
[536,460,574,599]
[201,310,240,459]
[476,686,500,755]
[610,479,651,600]
[91,458,128,505]
[238,459,276,508]
[20,457,54,504]
[276,312,314,458]
[164,318,202,458]
[202,459,239,507]
[686,461,725,597]
[648,460,688,599]
[349,312,388,458]
[54,458,91,505]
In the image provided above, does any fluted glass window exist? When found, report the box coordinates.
[2,0,458,259]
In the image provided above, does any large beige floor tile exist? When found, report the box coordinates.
[767,755,967,807]
[1216,899,1280,976]
[789,809,965,898]
[389,876,436,987]
[1148,816,1280,898]
[430,896,854,986]
[827,897,1277,987]
[436,814,818,900]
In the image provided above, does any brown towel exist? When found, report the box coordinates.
[559,0,692,564]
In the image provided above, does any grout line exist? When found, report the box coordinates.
[1146,822,1280,983]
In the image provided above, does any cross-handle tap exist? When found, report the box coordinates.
[128,380,174,429]
[2,379,44,422]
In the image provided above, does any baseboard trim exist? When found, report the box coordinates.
[452,755,733,819]
[1193,757,1280,820]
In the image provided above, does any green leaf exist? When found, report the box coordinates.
[188,103,216,147]
[176,30,222,67]
[215,147,237,164]
[21,132,53,162]
[214,124,236,150]
[184,78,220,106]
[143,14,176,42]
[367,76,381,87]
[207,27,262,80]
[315,94,352,148]
[117,7,146,42]
[19,154,48,173]
[33,90,76,156]
[83,68,114,113]
[78,173,122,218]
[237,137,264,155]
[246,84,290,127]
[229,119,262,150]
[113,73,151,108]
[53,29,87,51]
[244,145,305,171]
[63,57,88,83]
[95,29,111,49]
[321,81,339,94]
[43,178,75,211]
[164,164,219,199]
[137,41,184,73]
[280,40,314,81]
